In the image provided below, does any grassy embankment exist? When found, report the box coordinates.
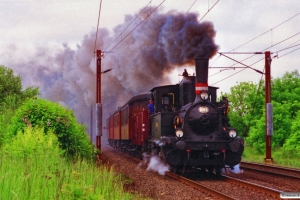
[243,146,300,168]
[1,127,298,199]
[0,127,145,200]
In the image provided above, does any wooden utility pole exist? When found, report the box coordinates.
[264,51,273,164]
[96,50,102,150]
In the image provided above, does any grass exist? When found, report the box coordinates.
[0,127,145,200]
[0,152,140,199]
[242,146,300,169]
[1,126,299,199]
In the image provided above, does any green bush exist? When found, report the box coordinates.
[1,127,136,200]
[3,126,62,159]
[0,109,14,147]
[281,110,300,155]
[6,98,97,160]
[0,66,39,147]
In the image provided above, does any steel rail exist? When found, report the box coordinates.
[222,175,282,198]
[241,161,300,175]
[120,151,235,199]
[167,172,236,200]
[240,165,300,181]
[109,149,284,199]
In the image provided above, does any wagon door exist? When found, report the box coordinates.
[134,109,150,146]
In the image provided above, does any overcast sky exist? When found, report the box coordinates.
[0,0,299,126]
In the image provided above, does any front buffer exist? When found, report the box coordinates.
[158,136,244,171]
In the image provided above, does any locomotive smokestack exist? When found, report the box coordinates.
[195,58,209,96]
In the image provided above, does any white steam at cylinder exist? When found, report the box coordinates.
[4,7,218,130]
[138,153,170,175]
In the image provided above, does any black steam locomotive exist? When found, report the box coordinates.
[106,58,244,174]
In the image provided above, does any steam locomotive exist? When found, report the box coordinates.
[106,58,244,174]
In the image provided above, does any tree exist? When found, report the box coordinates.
[224,70,300,153]
[282,110,300,156]
[0,65,39,112]
[221,81,264,137]
[0,65,39,147]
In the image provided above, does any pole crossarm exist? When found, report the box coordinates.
[218,52,264,54]
[218,52,264,74]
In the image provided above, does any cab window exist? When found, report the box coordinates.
[162,93,174,111]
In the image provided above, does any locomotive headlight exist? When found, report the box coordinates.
[229,129,237,138]
[198,106,209,113]
[175,129,184,138]
[200,92,209,100]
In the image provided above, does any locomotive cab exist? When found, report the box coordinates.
[149,85,179,140]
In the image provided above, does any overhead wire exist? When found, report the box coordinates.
[268,31,300,51]
[212,30,300,122]
[213,13,300,136]
[211,56,264,85]
[275,43,300,57]
[103,0,166,57]
[229,12,300,52]
[218,53,264,74]
[210,12,300,78]
[211,30,300,85]
[279,47,300,58]
[277,43,300,53]
[93,0,103,54]
[198,0,220,22]
[186,0,197,14]
[103,1,152,52]
[208,54,223,77]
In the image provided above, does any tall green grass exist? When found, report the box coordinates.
[0,127,142,200]
[243,146,300,168]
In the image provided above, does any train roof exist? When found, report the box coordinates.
[149,84,179,92]
[149,83,219,91]
[108,93,151,116]
[126,93,151,105]
[208,86,219,89]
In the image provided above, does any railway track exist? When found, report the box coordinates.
[240,161,300,181]
[221,175,282,198]
[104,148,300,199]
[172,171,283,199]
[119,151,284,199]
[113,151,235,199]
[166,172,235,200]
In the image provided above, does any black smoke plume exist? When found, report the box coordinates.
[101,8,218,116]
[7,7,218,134]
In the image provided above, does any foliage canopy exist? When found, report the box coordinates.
[0,65,39,146]
[222,70,300,153]
[6,98,97,160]
[0,65,39,112]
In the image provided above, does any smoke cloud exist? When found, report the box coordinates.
[224,164,244,174]
[138,153,170,175]
[6,7,218,132]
